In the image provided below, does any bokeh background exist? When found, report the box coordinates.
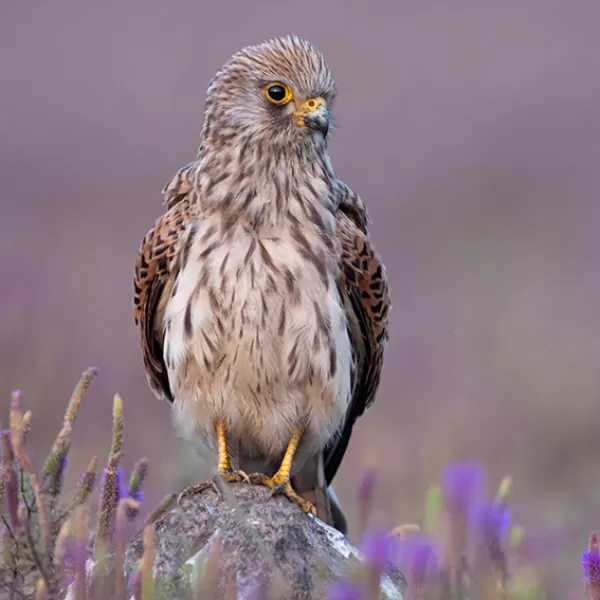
[2,1,600,595]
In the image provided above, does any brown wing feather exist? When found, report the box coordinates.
[133,163,198,403]
[323,183,391,484]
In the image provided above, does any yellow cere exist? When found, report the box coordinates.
[302,97,324,112]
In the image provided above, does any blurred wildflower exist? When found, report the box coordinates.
[0,369,152,599]
[359,529,399,574]
[398,535,441,593]
[424,483,441,535]
[128,457,149,503]
[141,523,156,600]
[439,459,485,584]
[198,534,223,595]
[225,576,239,600]
[356,528,401,599]
[128,569,142,600]
[35,578,48,600]
[509,525,525,551]
[583,533,600,580]
[73,506,89,600]
[68,455,98,512]
[583,532,600,600]
[117,464,128,499]
[43,367,98,493]
[94,453,123,552]
[9,389,52,557]
[495,475,512,505]
[357,468,378,503]
[115,497,141,598]
[21,409,32,443]
[111,393,124,458]
[474,502,511,590]
[126,457,149,520]
[1,429,20,532]
[441,459,485,516]
[476,502,511,547]
[328,578,365,600]
[46,454,69,497]
[511,564,546,600]
[54,518,72,571]
[356,467,378,537]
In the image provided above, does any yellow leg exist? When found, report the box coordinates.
[178,421,250,504]
[216,422,233,472]
[249,429,316,516]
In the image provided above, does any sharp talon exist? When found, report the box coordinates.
[249,472,270,486]
[219,468,251,485]
[177,467,250,506]
[249,473,316,516]
[177,480,218,505]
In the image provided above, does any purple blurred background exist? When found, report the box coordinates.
[2,1,600,594]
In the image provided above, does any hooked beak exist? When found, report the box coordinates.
[294,97,329,137]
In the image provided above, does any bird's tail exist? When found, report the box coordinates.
[292,453,348,534]
[327,486,348,535]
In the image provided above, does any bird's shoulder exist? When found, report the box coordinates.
[133,161,199,402]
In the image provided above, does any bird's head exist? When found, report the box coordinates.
[201,35,337,151]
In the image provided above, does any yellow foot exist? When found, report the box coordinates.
[177,468,250,505]
[218,467,251,486]
[249,471,317,516]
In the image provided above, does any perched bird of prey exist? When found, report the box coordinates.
[133,34,390,533]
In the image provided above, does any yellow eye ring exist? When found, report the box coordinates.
[263,82,293,105]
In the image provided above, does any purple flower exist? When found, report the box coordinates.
[582,550,600,584]
[58,455,68,482]
[356,469,377,505]
[128,570,142,597]
[359,530,399,572]
[328,579,364,600]
[476,503,511,543]
[582,533,600,584]
[474,503,511,576]
[441,460,485,516]
[398,536,440,589]
[355,469,378,537]
[117,466,127,500]
[127,458,149,505]
[128,488,144,503]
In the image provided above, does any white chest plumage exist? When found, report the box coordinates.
[163,195,353,471]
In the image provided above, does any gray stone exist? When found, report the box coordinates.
[122,482,406,600]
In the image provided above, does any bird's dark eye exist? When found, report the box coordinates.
[267,85,286,101]
[264,82,293,105]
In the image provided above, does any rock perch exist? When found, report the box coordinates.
[123,482,405,599]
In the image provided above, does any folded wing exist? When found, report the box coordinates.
[133,163,198,404]
[323,182,391,485]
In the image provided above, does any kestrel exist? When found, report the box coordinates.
[133,35,390,532]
